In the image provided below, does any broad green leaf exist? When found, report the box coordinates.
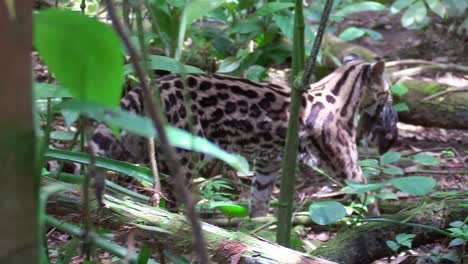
[60,99,249,173]
[185,0,227,25]
[386,240,399,251]
[211,202,249,218]
[395,233,416,244]
[50,131,75,141]
[363,28,383,40]
[45,148,154,186]
[245,65,268,82]
[391,84,409,96]
[339,27,366,41]
[342,181,387,194]
[402,0,427,28]
[123,55,204,76]
[229,20,262,34]
[449,221,466,228]
[380,151,401,165]
[336,2,387,17]
[395,233,415,248]
[34,9,124,107]
[390,0,417,14]
[425,0,446,18]
[389,176,436,196]
[362,166,381,178]
[137,245,151,264]
[382,165,405,175]
[273,13,294,40]
[394,102,409,112]
[309,201,347,225]
[34,83,71,99]
[358,159,379,168]
[217,57,241,73]
[413,153,440,166]
[448,238,465,247]
[255,2,294,16]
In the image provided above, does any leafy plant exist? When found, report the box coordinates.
[199,178,235,201]
[390,0,468,29]
[386,233,416,251]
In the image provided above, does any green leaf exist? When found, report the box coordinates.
[395,233,416,248]
[448,238,465,247]
[229,20,262,34]
[401,0,427,28]
[339,27,366,41]
[343,181,387,194]
[386,240,399,251]
[34,9,124,107]
[391,84,409,96]
[124,55,204,76]
[309,201,347,225]
[389,176,436,196]
[363,28,383,40]
[255,2,294,16]
[185,0,227,25]
[394,102,410,112]
[390,0,417,14]
[45,148,154,186]
[395,233,416,244]
[137,245,151,264]
[217,57,241,73]
[425,0,446,18]
[380,151,401,165]
[358,159,379,168]
[61,99,249,173]
[34,83,72,99]
[413,153,440,166]
[210,202,250,218]
[336,1,387,17]
[449,221,466,228]
[382,165,405,175]
[244,65,268,82]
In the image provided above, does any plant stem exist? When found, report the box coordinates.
[103,1,209,263]
[276,0,334,247]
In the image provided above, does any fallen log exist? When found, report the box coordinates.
[395,78,468,129]
[313,199,467,264]
[49,191,335,264]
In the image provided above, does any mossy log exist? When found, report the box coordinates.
[395,78,468,129]
[50,192,334,264]
[313,199,467,264]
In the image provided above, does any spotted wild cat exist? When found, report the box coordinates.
[90,56,395,216]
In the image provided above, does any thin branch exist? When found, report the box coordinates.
[390,63,468,79]
[385,59,437,68]
[301,0,334,90]
[421,86,468,102]
[103,1,209,263]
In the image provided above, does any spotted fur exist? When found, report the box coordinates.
[91,58,392,216]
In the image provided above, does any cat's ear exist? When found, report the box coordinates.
[371,60,385,76]
[343,53,360,64]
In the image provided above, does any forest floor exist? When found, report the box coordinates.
[41,9,468,264]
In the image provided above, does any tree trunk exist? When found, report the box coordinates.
[0,2,37,263]
[49,190,335,264]
[313,199,467,264]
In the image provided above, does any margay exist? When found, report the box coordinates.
[90,55,396,216]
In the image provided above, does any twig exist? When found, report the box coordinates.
[385,59,436,68]
[421,86,468,102]
[103,1,209,263]
[134,3,162,207]
[390,63,468,79]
